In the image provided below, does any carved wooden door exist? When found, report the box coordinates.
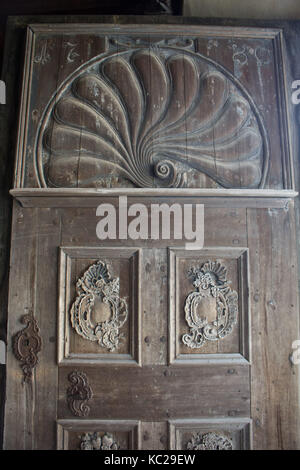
[3,23,300,450]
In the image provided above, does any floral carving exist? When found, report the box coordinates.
[182,261,238,348]
[186,432,233,450]
[67,370,93,417]
[70,260,128,352]
[80,432,120,450]
[12,311,42,383]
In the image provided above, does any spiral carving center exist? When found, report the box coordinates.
[156,163,169,177]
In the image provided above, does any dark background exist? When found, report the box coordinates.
[0,1,183,65]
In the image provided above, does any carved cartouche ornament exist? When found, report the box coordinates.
[70,260,128,352]
[12,311,42,383]
[182,261,238,348]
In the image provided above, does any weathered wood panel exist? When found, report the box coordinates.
[142,249,168,365]
[11,189,296,209]
[247,204,300,449]
[169,418,251,450]
[58,247,141,365]
[3,19,300,451]
[4,204,61,449]
[57,419,141,450]
[140,422,168,450]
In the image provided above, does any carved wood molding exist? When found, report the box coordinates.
[12,311,42,383]
[186,432,233,450]
[80,432,120,450]
[182,261,238,348]
[70,260,128,352]
[67,370,93,417]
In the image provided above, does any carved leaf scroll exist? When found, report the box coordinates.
[186,432,233,450]
[70,260,128,352]
[12,311,42,383]
[67,370,93,417]
[80,432,120,450]
[36,40,269,189]
[182,261,238,348]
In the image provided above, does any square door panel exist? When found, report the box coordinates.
[169,247,250,364]
[57,419,141,450]
[58,247,141,365]
[169,418,251,450]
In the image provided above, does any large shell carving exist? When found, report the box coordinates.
[36,46,269,189]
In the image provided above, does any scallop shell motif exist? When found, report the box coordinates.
[77,260,110,295]
[36,47,269,189]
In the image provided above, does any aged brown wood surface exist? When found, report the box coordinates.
[3,22,300,450]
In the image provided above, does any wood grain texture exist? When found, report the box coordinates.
[58,247,141,365]
[3,18,300,451]
[10,188,297,209]
[169,418,252,450]
[247,204,300,449]
[57,419,141,450]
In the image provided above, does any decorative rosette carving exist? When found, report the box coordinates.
[182,261,238,348]
[186,432,233,450]
[70,260,128,352]
[12,311,42,383]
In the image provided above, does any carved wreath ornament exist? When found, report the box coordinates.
[70,260,128,351]
[186,432,233,450]
[182,261,238,348]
